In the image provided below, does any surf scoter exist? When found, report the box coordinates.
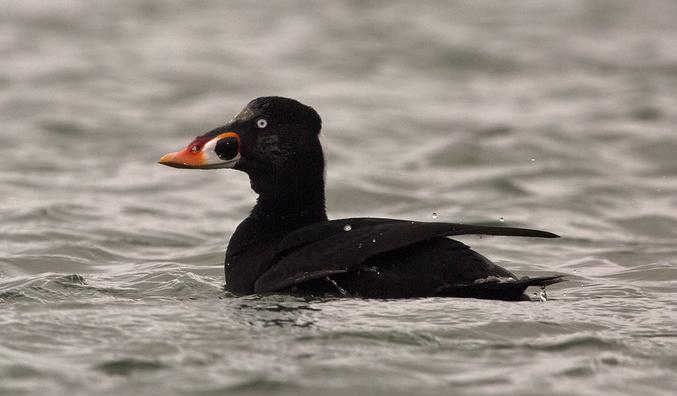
[159,96,563,300]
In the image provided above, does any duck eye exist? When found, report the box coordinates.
[256,119,268,129]
[215,137,239,160]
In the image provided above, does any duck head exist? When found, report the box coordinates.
[159,96,324,196]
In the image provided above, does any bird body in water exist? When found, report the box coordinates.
[159,96,563,300]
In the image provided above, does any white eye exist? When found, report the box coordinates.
[256,118,268,129]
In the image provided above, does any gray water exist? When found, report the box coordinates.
[2,0,677,395]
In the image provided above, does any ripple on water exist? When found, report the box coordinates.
[96,358,167,376]
[613,215,677,240]
[3,203,100,224]
[296,330,442,348]
[0,269,225,304]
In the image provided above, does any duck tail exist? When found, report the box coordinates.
[431,275,566,301]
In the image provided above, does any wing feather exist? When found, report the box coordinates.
[255,218,558,293]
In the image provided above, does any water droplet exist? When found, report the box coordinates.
[372,238,376,243]
[530,158,536,162]
[432,212,438,219]
[499,216,505,222]
[539,286,548,302]
[343,224,352,231]
[357,243,363,249]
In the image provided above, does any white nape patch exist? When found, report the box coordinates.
[202,135,240,168]
[319,132,328,184]
[234,107,254,122]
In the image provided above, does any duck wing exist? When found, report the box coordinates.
[254,218,558,293]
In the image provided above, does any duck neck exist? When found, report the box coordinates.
[232,166,328,249]
[251,174,328,227]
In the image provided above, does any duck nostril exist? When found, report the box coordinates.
[215,137,239,160]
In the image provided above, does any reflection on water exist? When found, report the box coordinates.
[1,0,677,395]
[235,296,322,329]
